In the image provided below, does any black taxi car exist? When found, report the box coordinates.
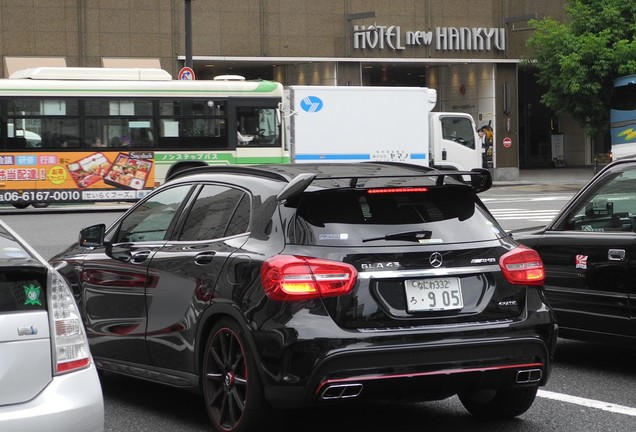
[50,162,556,432]
[514,158,636,345]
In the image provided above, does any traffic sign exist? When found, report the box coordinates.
[178,67,195,80]
[503,137,512,148]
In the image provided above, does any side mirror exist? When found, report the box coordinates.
[79,224,106,248]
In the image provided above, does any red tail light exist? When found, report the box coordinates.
[50,272,92,374]
[261,255,358,301]
[499,245,545,286]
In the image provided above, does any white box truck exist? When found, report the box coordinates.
[284,85,482,170]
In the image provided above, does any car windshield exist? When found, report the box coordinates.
[288,186,503,246]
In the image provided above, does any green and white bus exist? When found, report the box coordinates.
[0,67,286,208]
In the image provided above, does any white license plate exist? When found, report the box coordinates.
[405,277,463,312]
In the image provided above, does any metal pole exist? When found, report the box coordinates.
[185,0,193,68]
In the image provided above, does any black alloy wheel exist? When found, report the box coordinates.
[203,319,275,432]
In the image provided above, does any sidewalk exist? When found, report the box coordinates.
[493,167,596,189]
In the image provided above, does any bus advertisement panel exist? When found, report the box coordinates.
[0,150,155,205]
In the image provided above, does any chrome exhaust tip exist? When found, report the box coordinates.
[516,368,542,384]
[320,383,364,400]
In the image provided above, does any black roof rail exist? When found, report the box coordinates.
[166,164,291,183]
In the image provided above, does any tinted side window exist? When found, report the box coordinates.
[225,194,250,236]
[563,168,636,231]
[179,185,248,241]
[114,185,192,243]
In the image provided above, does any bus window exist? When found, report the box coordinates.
[38,119,81,148]
[237,107,280,147]
[7,99,79,116]
[84,119,156,149]
[85,99,153,116]
[5,99,81,149]
[84,99,156,149]
[158,99,228,148]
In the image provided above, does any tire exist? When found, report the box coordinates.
[12,203,29,209]
[32,202,50,208]
[458,386,539,419]
[202,318,278,432]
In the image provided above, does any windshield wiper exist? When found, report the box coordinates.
[362,230,432,243]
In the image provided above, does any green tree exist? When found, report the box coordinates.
[526,1,636,135]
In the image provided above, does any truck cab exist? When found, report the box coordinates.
[429,112,482,171]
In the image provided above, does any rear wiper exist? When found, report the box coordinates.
[362,230,432,243]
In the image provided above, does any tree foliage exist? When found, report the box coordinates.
[526,0,636,134]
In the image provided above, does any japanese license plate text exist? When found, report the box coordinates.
[405,277,463,312]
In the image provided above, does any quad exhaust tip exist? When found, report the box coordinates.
[516,368,542,384]
[320,383,364,400]
[319,369,541,400]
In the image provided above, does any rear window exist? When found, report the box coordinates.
[0,268,47,313]
[288,186,503,246]
[0,226,48,313]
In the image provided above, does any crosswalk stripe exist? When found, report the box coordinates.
[488,208,559,221]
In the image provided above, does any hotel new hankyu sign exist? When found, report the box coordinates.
[353,25,506,52]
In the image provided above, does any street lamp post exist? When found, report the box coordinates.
[345,11,376,57]
[185,0,193,68]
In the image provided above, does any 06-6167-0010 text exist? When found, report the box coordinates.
[0,188,150,204]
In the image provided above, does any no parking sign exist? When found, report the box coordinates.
[178,67,195,80]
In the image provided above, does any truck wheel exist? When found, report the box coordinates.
[458,386,539,419]
[202,319,278,432]
[12,203,29,209]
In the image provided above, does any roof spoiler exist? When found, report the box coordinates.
[276,168,492,202]
[277,173,316,202]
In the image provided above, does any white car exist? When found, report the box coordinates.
[0,220,103,432]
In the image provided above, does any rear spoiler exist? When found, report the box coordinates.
[276,168,492,202]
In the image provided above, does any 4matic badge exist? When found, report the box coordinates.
[23,283,42,306]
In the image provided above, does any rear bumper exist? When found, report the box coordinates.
[0,364,104,432]
[311,337,548,401]
[264,334,553,409]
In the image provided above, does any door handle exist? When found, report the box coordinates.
[608,249,626,261]
[130,250,151,264]
[194,252,216,265]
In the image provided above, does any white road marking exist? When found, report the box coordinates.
[538,390,636,417]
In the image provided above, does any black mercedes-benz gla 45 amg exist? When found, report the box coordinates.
[50,162,556,432]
